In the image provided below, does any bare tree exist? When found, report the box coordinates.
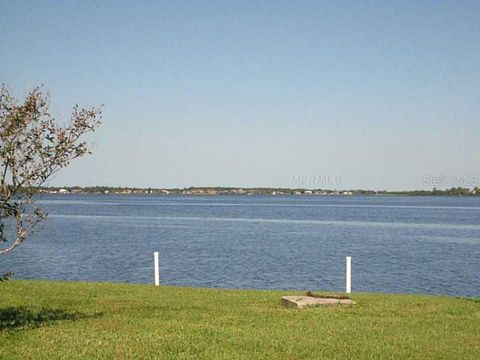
[0,85,102,262]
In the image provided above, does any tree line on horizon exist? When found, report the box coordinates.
[34,185,480,196]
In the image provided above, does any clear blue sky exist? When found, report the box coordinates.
[1,1,479,190]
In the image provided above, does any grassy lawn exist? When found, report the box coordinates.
[0,280,479,359]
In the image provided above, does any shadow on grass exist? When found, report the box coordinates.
[0,306,103,331]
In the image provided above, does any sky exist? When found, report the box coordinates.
[1,1,479,190]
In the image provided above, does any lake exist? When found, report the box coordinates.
[2,194,479,297]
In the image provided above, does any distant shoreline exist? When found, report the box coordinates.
[38,186,480,197]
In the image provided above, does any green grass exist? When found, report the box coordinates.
[0,280,479,359]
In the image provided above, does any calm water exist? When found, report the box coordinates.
[2,195,479,297]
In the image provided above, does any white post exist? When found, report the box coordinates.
[154,251,160,286]
[346,256,352,293]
